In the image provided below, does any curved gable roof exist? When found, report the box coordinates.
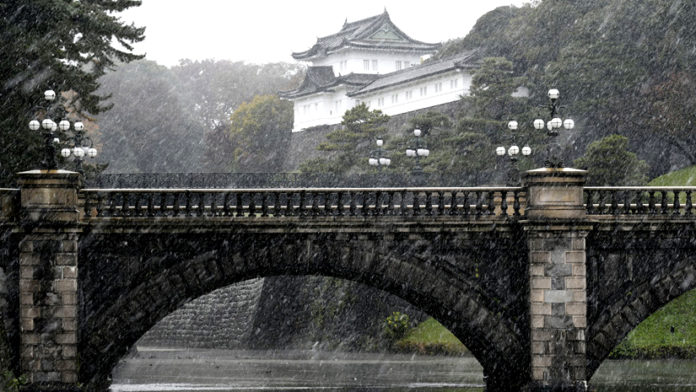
[292,11,440,60]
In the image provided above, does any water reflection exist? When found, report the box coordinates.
[111,349,696,392]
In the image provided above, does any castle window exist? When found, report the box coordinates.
[450,79,458,89]
[395,60,402,70]
[364,60,370,71]
[405,90,413,100]
[434,82,442,93]
[372,60,378,71]
[419,86,427,96]
[377,97,384,107]
[391,93,399,104]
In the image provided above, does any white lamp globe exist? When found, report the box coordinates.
[548,89,560,100]
[508,145,520,156]
[413,129,422,137]
[563,119,575,129]
[376,139,383,147]
[88,148,98,158]
[383,158,391,166]
[550,118,562,129]
[61,148,71,158]
[29,120,40,131]
[379,157,389,166]
[417,148,429,157]
[41,119,53,130]
[50,122,57,132]
[522,145,532,156]
[534,119,545,130]
[507,121,518,130]
[368,158,378,166]
[496,146,506,156]
[59,120,70,131]
[44,90,56,101]
[73,147,85,158]
[53,138,60,144]
[74,122,84,131]
[406,149,416,157]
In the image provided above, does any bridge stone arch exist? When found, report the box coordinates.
[586,223,696,378]
[77,228,529,390]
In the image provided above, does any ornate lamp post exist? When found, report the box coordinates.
[496,121,532,186]
[368,138,391,171]
[405,129,429,176]
[533,88,575,168]
[60,121,98,175]
[28,89,62,170]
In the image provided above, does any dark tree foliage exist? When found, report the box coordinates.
[437,0,696,177]
[0,0,144,184]
[300,103,389,175]
[573,134,648,186]
[228,95,293,173]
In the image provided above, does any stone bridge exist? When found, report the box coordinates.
[1,169,695,391]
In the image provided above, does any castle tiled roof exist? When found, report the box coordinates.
[349,50,479,97]
[292,11,441,61]
[279,67,380,99]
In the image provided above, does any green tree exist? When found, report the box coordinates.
[0,0,144,184]
[228,95,293,173]
[573,135,648,186]
[300,103,389,175]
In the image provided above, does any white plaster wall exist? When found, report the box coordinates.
[356,71,473,116]
[291,87,356,132]
[312,49,424,76]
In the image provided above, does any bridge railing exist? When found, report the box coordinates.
[0,188,19,222]
[584,187,696,216]
[79,187,525,219]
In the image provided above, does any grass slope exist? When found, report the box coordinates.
[395,317,468,355]
[611,165,696,359]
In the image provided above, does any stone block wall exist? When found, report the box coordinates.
[527,229,588,390]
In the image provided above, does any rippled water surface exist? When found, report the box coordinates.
[111,348,696,392]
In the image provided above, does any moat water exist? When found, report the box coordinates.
[110,348,696,391]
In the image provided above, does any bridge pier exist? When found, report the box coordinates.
[17,170,81,391]
[523,168,589,392]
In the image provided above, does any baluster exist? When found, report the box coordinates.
[596,191,606,215]
[361,191,369,216]
[385,191,394,216]
[261,193,269,217]
[236,193,244,217]
[337,192,344,216]
[248,192,256,217]
[286,192,294,217]
[487,191,495,215]
[195,193,203,216]
[413,191,420,216]
[661,191,668,215]
[463,191,470,216]
[274,192,282,217]
[311,192,319,216]
[185,191,192,216]
[438,191,445,216]
[121,192,129,217]
[96,193,104,217]
[623,190,630,215]
[635,190,644,214]
[375,191,382,216]
[400,190,407,216]
[349,191,357,216]
[423,191,432,216]
[298,191,306,216]
[585,191,594,214]
[610,190,618,215]
[172,192,181,216]
[210,193,218,217]
[324,192,332,216]
[673,190,681,216]
[686,190,693,216]
[475,191,483,216]
[648,191,656,215]
[147,192,155,217]
[83,192,92,218]
[500,191,508,217]
[159,192,167,217]
[513,190,521,217]
[223,192,231,216]
[449,191,457,216]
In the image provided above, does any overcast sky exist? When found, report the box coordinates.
[120,0,529,67]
